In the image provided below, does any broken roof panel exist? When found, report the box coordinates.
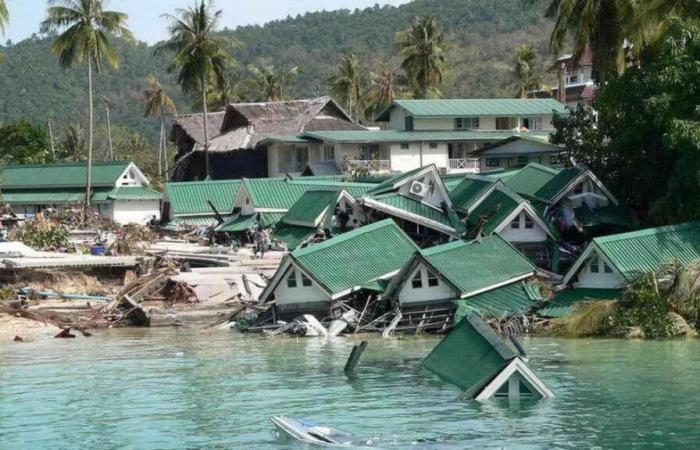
[454,281,543,321]
[467,187,522,236]
[165,180,241,216]
[534,167,584,202]
[367,192,458,230]
[538,288,622,318]
[281,189,341,227]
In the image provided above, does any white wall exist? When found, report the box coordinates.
[267,144,280,177]
[115,166,144,187]
[496,210,549,243]
[398,264,457,305]
[414,118,454,131]
[422,143,449,169]
[390,143,420,172]
[234,188,255,216]
[274,265,330,306]
[397,170,449,209]
[387,113,555,132]
[112,200,161,225]
[574,251,626,289]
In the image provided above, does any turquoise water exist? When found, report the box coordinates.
[1,329,699,449]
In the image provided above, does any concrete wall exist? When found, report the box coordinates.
[574,251,626,289]
[112,200,161,225]
[274,264,331,306]
[398,264,457,305]
[496,211,549,243]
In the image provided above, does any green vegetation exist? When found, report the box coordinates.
[246,61,298,102]
[329,53,367,121]
[509,44,544,98]
[0,120,52,164]
[396,15,449,99]
[552,19,700,224]
[143,77,177,177]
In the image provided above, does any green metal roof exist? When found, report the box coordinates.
[303,130,551,144]
[454,281,543,320]
[161,215,232,230]
[291,219,419,295]
[0,187,115,204]
[421,315,516,396]
[467,188,522,235]
[420,235,535,297]
[378,98,567,120]
[165,180,241,216]
[534,167,584,202]
[449,176,498,212]
[281,189,340,227]
[538,288,622,318]
[218,212,284,232]
[263,135,315,144]
[107,186,162,201]
[242,178,374,210]
[0,161,132,188]
[501,163,560,199]
[368,166,426,195]
[271,223,317,250]
[370,193,456,229]
[575,204,636,229]
[593,222,700,282]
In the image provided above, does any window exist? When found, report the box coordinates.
[511,217,521,229]
[522,117,543,131]
[486,158,501,167]
[361,144,380,160]
[287,271,298,288]
[429,142,438,149]
[455,117,479,130]
[411,272,423,289]
[301,273,312,287]
[550,155,562,165]
[400,143,410,150]
[604,263,613,274]
[590,256,600,273]
[405,116,414,131]
[496,117,514,130]
[427,271,439,287]
[524,214,534,229]
[323,145,335,161]
[517,156,529,165]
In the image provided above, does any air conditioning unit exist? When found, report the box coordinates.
[410,181,429,198]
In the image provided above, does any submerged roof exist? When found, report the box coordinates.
[419,235,535,298]
[0,161,133,189]
[290,219,419,295]
[165,180,241,216]
[271,223,318,250]
[422,315,516,395]
[377,98,567,121]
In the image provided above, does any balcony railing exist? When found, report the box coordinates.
[449,158,481,170]
[345,159,391,173]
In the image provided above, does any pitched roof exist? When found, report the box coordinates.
[500,163,560,198]
[281,189,341,227]
[165,180,241,216]
[537,288,622,318]
[367,166,427,195]
[455,281,543,320]
[419,235,535,298]
[474,135,560,156]
[271,223,318,250]
[1,187,109,204]
[367,192,461,232]
[303,130,551,144]
[172,111,226,146]
[534,167,584,202]
[0,161,132,189]
[590,222,700,282]
[377,98,567,121]
[421,315,516,395]
[241,178,374,210]
[106,186,162,201]
[217,212,285,232]
[290,219,419,296]
[467,187,522,235]
[449,175,499,212]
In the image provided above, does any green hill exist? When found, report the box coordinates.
[0,0,552,146]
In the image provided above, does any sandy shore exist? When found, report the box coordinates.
[0,311,62,342]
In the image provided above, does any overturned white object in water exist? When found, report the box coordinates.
[301,314,328,337]
[271,416,356,446]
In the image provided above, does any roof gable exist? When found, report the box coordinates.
[476,135,560,156]
[377,98,567,121]
[368,165,453,209]
[467,187,522,235]
[534,167,585,202]
[281,189,344,227]
[0,161,133,189]
[449,175,501,213]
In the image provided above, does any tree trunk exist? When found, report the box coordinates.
[47,120,56,160]
[158,108,164,178]
[86,58,94,209]
[201,74,210,179]
[163,109,169,177]
[105,101,114,161]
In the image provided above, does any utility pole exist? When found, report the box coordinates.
[103,96,114,161]
[47,120,56,160]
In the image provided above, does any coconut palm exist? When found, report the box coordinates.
[544,0,633,87]
[329,53,367,121]
[144,77,178,177]
[628,0,700,50]
[363,70,405,121]
[40,0,132,208]
[247,61,298,102]
[157,0,235,179]
[396,15,449,99]
[0,0,8,34]
[509,44,543,98]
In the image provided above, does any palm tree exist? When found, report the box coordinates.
[144,77,177,177]
[248,61,298,102]
[544,0,633,88]
[41,0,132,208]
[396,15,449,99]
[509,44,543,98]
[0,1,8,34]
[628,0,700,50]
[157,0,234,179]
[329,53,367,121]
[63,124,86,161]
[363,70,405,121]
[197,72,247,111]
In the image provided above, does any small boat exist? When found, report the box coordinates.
[271,416,357,446]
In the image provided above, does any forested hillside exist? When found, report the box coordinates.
[0,0,552,156]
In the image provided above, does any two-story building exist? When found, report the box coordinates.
[535,44,597,108]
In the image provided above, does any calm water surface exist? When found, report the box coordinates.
[0,329,699,449]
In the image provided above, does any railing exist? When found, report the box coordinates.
[449,158,481,170]
[345,160,391,173]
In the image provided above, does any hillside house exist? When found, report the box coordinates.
[259,219,419,320]
[535,44,597,108]
[170,97,363,181]
[0,161,162,225]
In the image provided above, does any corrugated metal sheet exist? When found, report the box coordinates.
[218,212,284,232]
[165,180,241,216]
[421,235,535,297]
[292,219,419,295]
[502,163,559,199]
[243,178,374,210]
[467,188,521,235]
[0,161,131,188]
[594,222,700,282]
[1,187,111,204]
[454,281,542,320]
[107,186,163,201]
[534,167,583,202]
[537,288,622,318]
[388,98,567,118]
[282,189,339,226]
[271,223,316,250]
[304,130,551,144]
[449,177,496,211]
[370,193,454,227]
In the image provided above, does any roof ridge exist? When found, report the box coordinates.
[1,160,131,170]
[594,222,700,244]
